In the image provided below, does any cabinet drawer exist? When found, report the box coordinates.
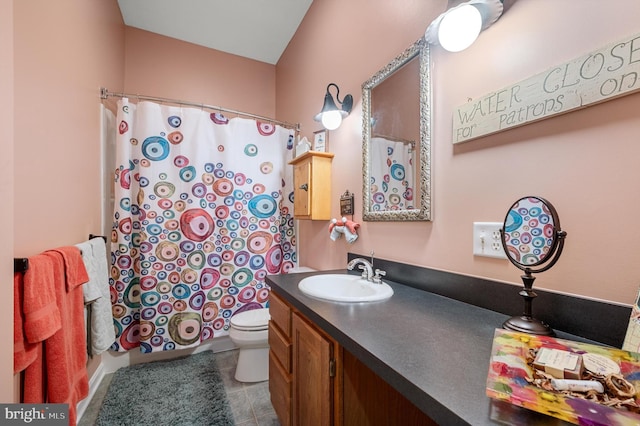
[269,291,291,338]
[269,351,292,426]
[269,321,291,372]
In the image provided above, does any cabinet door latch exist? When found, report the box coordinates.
[329,359,336,377]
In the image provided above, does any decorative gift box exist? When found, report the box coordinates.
[487,328,640,425]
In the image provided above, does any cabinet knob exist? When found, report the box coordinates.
[299,183,309,191]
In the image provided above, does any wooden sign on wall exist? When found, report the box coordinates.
[453,32,640,144]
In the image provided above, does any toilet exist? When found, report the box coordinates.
[229,308,271,382]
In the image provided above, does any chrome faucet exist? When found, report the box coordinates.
[347,258,374,281]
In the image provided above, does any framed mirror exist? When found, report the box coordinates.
[362,38,431,221]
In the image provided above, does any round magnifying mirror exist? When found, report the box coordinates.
[502,196,561,269]
[500,196,567,336]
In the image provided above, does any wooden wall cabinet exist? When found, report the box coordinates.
[289,151,334,220]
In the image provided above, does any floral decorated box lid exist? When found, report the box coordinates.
[486,328,640,425]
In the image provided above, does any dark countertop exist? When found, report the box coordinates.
[267,270,580,426]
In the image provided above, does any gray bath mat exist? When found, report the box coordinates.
[96,351,235,425]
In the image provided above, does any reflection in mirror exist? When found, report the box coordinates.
[500,196,567,336]
[362,38,431,221]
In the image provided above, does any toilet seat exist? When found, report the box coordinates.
[229,308,271,382]
[230,308,270,331]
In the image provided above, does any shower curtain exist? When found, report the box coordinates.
[369,137,415,211]
[110,99,296,352]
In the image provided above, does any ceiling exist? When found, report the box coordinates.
[117,0,314,65]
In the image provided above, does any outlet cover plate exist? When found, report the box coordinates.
[473,222,507,259]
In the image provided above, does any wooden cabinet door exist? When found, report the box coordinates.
[292,312,334,426]
[293,159,311,218]
[342,351,436,426]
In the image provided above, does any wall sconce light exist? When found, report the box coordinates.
[314,83,353,130]
[425,0,503,52]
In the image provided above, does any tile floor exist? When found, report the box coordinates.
[78,349,280,426]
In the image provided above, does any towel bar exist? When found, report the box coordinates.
[89,234,107,243]
[14,234,105,273]
[14,258,29,273]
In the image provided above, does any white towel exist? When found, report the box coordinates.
[76,238,115,355]
[77,243,101,305]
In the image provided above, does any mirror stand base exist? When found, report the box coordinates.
[503,316,555,337]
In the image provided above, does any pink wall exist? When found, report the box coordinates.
[13,0,125,256]
[121,27,276,118]
[279,0,640,306]
[1,0,15,404]
[10,0,125,402]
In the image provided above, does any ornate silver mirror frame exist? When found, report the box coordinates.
[362,38,431,221]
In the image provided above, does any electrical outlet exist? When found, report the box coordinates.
[473,222,507,259]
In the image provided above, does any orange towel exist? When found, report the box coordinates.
[21,254,62,343]
[23,344,45,403]
[23,247,90,426]
[50,246,90,292]
[13,272,38,373]
[22,253,64,404]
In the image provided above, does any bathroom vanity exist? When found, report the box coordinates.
[266,262,631,426]
[268,289,432,426]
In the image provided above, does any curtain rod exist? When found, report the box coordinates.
[100,87,300,132]
[372,133,416,146]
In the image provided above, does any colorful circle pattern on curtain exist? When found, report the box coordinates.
[110,100,296,353]
[369,137,415,212]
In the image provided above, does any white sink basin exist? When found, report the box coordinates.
[298,274,393,302]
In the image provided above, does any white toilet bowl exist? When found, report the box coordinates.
[229,308,270,382]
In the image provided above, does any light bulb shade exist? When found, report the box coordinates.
[320,110,343,130]
[438,4,482,52]
[314,83,353,130]
[425,0,504,52]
